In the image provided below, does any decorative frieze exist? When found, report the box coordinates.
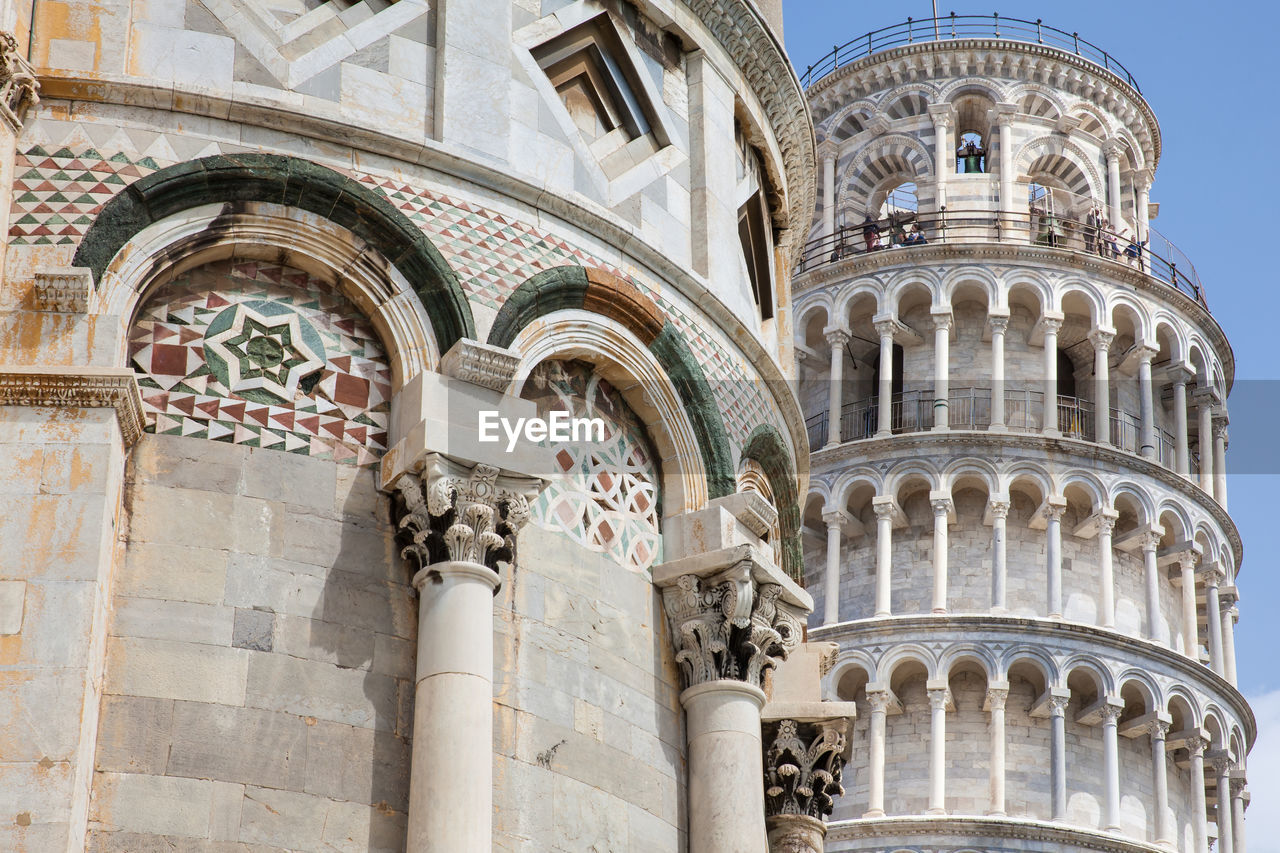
[763,718,848,819]
[439,338,521,392]
[0,32,38,132]
[661,556,804,690]
[396,453,544,574]
[32,268,93,313]
[0,367,144,445]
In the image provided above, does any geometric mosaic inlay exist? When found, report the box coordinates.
[129,259,391,466]
[521,360,662,573]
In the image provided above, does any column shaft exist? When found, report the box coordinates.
[1214,420,1229,508]
[933,317,950,430]
[685,681,769,853]
[822,155,836,238]
[865,695,889,818]
[1174,378,1191,476]
[1231,784,1248,853]
[1181,557,1199,660]
[408,562,501,853]
[1102,709,1122,831]
[1222,605,1239,686]
[877,326,895,437]
[1139,351,1157,457]
[990,318,1008,430]
[1199,402,1214,493]
[823,516,842,626]
[1093,331,1113,445]
[990,501,1009,612]
[1142,535,1162,642]
[998,118,1014,214]
[932,499,950,613]
[1218,764,1235,853]
[1050,703,1068,821]
[1106,149,1123,228]
[826,332,847,448]
[1098,519,1116,629]
[874,502,894,617]
[1191,741,1209,853]
[987,688,1008,816]
[1046,507,1064,619]
[1206,574,1224,675]
[927,688,949,815]
[1043,321,1060,435]
[1152,725,1173,845]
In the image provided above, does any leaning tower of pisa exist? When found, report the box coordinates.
[793,16,1252,853]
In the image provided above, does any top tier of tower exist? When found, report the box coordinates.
[805,15,1159,243]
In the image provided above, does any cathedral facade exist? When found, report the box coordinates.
[0,3,1251,853]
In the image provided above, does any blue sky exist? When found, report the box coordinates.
[782,0,1280,825]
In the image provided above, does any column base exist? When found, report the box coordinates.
[931,607,947,615]
[861,809,885,819]
[988,423,1008,433]
[822,441,841,451]
[873,610,891,619]
[874,430,892,439]
[986,810,1007,818]
[925,807,947,816]
[1042,428,1061,438]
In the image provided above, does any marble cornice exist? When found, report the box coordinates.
[807,37,1160,167]
[0,366,144,445]
[792,241,1235,393]
[33,76,810,481]
[825,814,1165,851]
[809,613,1256,746]
[810,429,1243,571]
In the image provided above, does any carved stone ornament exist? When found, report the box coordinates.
[662,559,803,690]
[439,338,521,392]
[0,32,38,132]
[763,718,847,819]
[0,368,144,445]
[396,455,542,574]
[33,268,93,313]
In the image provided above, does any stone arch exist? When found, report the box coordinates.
[831,468,884,512]
[938,644,998,682]
[1058,471,1107,513]
[876,82,942,112]
[1004,271,1052,317]
[940,266,1000,309]
[1115,669,1163,711]
[879,644,939,684]
[1154,500,1193,543]
[823,99,878,143]
[882,90,932,120]
[1152,314,1187,363]
[999,647,1058,687]
[837,134,933,216]
[1164,686,1201,728]
[999,461,1052,502]
[939,77,1008,103]
[741,424,804,582]
[1109,482,1155,526]
[1070,103,1113,140]
[885,271,943,317]
[1008,83,1066,119]
[76,153,474,354]
[827,653,877,700]
[493,266,735,504]
[940,459,998,496]
[1016,136,1104,202]
[1108,294,1151,346]
[1055,280,1105,329]
[834,279,888,325]
[1061,655,1116,697]
[884,461,941,498]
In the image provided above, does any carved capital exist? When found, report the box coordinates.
[1185,734,1207,757]
[821,510,849,531]
[873,319,898,340]
[1095,513,1117,535]
[1147,719,1171,741]
[439,338,522,392]
[1039,316,1063,336]
[662,559,803,691]
[1042,502,1067,523]
[984,687,1009,712]
[867,689,895,714]
[0,32,38,132]
[395,454,543,575]
[927,686,953,712]
[931,313,953,333]
[988,499,1010,520]
[1089,329,1116,352]
[0,367,144,445]
[930,498,953,518]
[1047,695,1071,717]
[1098,704,1123,726]
[872,500,897,521]
[763,719,847,820]
[823,327,851,349]
[988,315,1010,335]
[1139,531,1161,553]
[1230,776,1248,799]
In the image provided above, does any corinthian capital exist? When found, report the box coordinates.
[661,558,803,690]
[396,453,544,574]
[763,718,848,820]
[0,32,38,131]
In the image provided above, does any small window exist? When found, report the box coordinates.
[532,15,666,172]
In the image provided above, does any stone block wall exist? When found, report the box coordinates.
[89,435,414,852]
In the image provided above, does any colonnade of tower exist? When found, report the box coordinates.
[792,18,1251,853]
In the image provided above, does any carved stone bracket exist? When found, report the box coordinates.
[395,453,544,576]
[0,32,38,132]
[0,367,144,445]
[439,338,521,392]
[763,718,848,820]
[659,551,805,691]
[32,268,93,313]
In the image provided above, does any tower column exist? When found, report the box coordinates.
[1179,551,1200,660]
[1094,510,1119,629]
[1213,415,1229,508]
[1171,365,1193,477]
[1198,391,1215,493]
[821,149,837,238]
[1231,777,1249,853]
[1189,735,1209,853]
[932,312,952,430]
[873,497,896,617]
[825,327,850,448]
[874,319,896,437]
[1205,566,1225,675]
[1045,498,1067,619]
[989,497,1010,613]
[992,103,1018,215]
[1048,693,1070,821]
[1101,702,1123,832]
[1140,531,1163,643]
[864,689,894,818]
[928,104,953,209]
[989,314,1009,431]
[1213,755,1235,853]
[1150,720,1173,846]
[926,683,951,815]
[1138,345,1158,458]
[822,510,847,626]
[1091,329,1115,446]
[985,684,1009,816]
[1136,169,1153,246]
[930,494,952,613]
[1041,316,1063,436]
[1222,597,1239,686]
[1105,140,1124,229]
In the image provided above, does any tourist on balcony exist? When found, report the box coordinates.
[862,214,881,252]
[1085,207,1101,253]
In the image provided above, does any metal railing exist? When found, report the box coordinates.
[806,410,828,448]
[797,208,1207,309]
[1111,408,1142,454]
[801,14,1141,92]
[1057,395,1093,439]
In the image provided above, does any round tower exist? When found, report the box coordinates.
[793,16,1251,853]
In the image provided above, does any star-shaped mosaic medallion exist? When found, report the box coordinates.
[204,300,326,403]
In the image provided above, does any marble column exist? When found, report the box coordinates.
[1222,597,1239,687]
[1171,366,1192,477]
[397,458,543,853]
[1179,552,1200,660]
[864,690,893,817]
[1136,170,1153,246]
[993,103,1018,215]
[1105,141,1124,229]
[763,718,850,853]
[873,498,896,617]
[1049,694,1070,821]
[825,328,851,448]
[1141,532,1163,643]
[989,314,1009,431]
[933,313,952,431]
[1138,346,1158,458]
[1198,394,1215,493]
[989,498,1010,613]
[985,684,1009,816]
[1213,416,1229,508]
[822,152,837,239]
[927,684,952,815]
[1096,511,1118,629]
[1042,316,1062,436]
[874,320,896,437]
[928,105,953,209]
[1151,721,1173,846]
[1045,501,1066,619]
[1213,755,1235,853]
[658,551,806,853]
[1205,567,1225,675]
[1090,329,1115,446]
[1189,735,1209,853]
[1101,703,1123,831]
[822,511,847,626]
[931,495,953,614]
[1230,777,1248,853]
